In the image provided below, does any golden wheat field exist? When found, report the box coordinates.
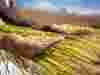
[0,23,100,75]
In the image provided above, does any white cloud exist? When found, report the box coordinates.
[65,7,100,15]
[80,8,100,15]
[31,0,100,15]
[32,1,60,12]
[66,7,80,14]
[32,1,80,14]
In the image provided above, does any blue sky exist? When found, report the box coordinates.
[16,0,100,15]
[80,0,99,9]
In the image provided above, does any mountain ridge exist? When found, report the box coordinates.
[16,8,98,25]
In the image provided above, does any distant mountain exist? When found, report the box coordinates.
[16,8,99,25]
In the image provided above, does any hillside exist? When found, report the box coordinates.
[16,8,98,25]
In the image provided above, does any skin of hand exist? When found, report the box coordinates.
[0,33,64,59]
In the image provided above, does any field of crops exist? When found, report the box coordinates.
[0,23,100,75]
[34,25,100,75]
